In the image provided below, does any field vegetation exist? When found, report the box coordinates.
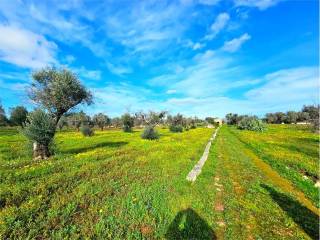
[0,123,319,239]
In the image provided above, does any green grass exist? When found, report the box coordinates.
[0,125,319,239]
[228,124,319,207]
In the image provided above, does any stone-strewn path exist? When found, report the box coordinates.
[186,126,220,182]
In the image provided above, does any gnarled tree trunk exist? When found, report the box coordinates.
[33,142,50,160]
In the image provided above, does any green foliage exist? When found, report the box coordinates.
[205,117,215,124]
[111,117,122,128]
[22,109,56,146]
[237,116,266,132]
[121,113,134,132]
[225,113,244,125]
[80,125,94,137]
[186,117,197,129]
[141,125,159,140]
[68,111,90,131]
[10,106,28,127]
[0,103,8,126]
[169,124,183,132]
[30,67,92,125]
[285,111,299,124]
[93,113,110,130]
[265,112,286,124]
[168,114,185,132]
[264,105,319,125]
[302,105,319,120]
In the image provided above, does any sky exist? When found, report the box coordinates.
[0,0,318,118]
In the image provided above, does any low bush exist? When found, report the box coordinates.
[22,109,56,158]
[23,110,56,144]
[80,125,94,137]
[141,125,159,140]
[169,124,183,132]
[122,113,134,132]
[237,116,266,132]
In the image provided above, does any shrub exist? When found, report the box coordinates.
[80,125,94,137]
[237,116,266,132]
[141,125,159,140]
[169,124,183,132]
[121,113,134,132]
[22,109,56,159]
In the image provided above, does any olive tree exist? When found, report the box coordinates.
[30,67,92,126]
[168,114,185,132]
[10,106,28,127]
[69,111,91,131]
[57,116,68,131]
[23,109,56,160]
[26,67,92,159]
[93,113,110,130]
[141,111,166,140]
[121,113,134,132]
[0,102,8,126]
[285,111,298,124]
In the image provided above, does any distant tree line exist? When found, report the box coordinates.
[264,105,319,124]
[0,102,210,132]
[225,104,319,132]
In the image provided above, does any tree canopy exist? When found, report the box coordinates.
[30,67,93,125]
[10,106,28,127]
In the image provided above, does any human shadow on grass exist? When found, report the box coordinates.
[165,208,216,240]
[261,184,319,240]
[60,141,128,154]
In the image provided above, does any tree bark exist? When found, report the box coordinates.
[33,142,50,160]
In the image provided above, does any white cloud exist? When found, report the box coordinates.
[0,1,108,58]
[246,67,319,103]
[104,1,190,57]
[149,49,254,98]
[89,83,163,116]
[76,66,101,81]
[185,40,205,50]
[198,0,221,5]
[64,55,76,64]
[0,24,57,69]
[106,62,132,76]
[205,12,230,40]
[193,42,205,50]
[166,89,177,94]
[221,33,251,52]
[234,0,281,10]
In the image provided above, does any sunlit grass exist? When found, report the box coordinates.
[0,125,318,239]
[228,124,319,207]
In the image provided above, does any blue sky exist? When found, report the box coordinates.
[0,0,318,118]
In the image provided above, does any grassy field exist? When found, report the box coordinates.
[0,125,319,239]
